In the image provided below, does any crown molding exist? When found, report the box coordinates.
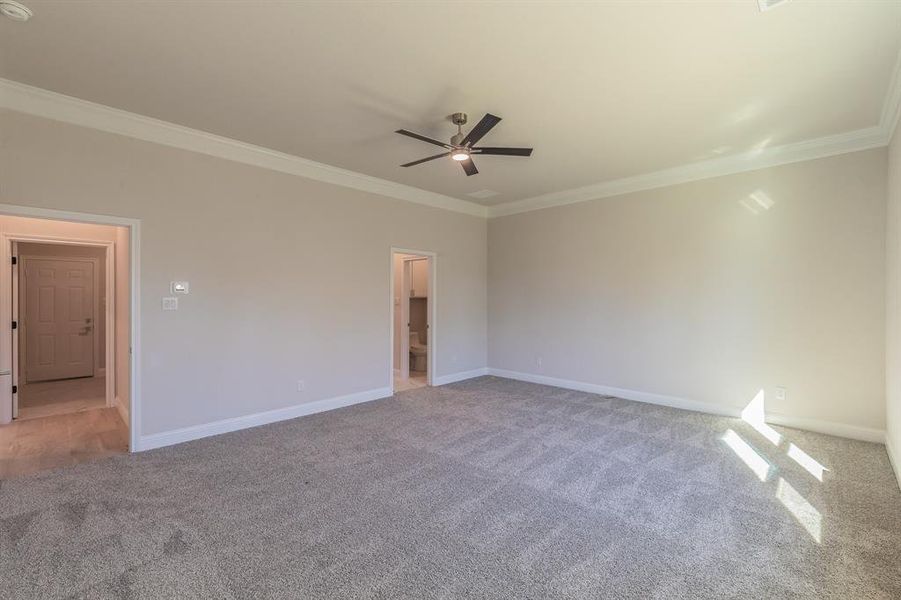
[488,125,887,218]
[489,48,901,218]
[4,52,901,223]
[0,78,488,219]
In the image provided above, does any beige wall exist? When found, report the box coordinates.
[887,129,901,479]
[410,299,427,347]
[3,105,885,448]
[489,149,887,433]
[0,110,487,437]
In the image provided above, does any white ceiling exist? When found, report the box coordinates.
[2,1,900,207]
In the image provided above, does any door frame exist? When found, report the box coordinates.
[389,247,435,393]
[0,203,141,453]
[399,258,411,379]
[15,248,110,397]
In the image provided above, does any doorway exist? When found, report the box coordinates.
[15,243,109,420]
[0,211,135,478]
[391,249,435,393]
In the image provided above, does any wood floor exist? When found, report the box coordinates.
[0,407,128,479]
[17,375,107,420]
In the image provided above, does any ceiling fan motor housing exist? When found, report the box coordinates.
[450,113,468,146]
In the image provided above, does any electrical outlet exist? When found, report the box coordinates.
[162,297,178,311]
[297,380,306,392]
[536,356,543,370]
[775,387,786,401]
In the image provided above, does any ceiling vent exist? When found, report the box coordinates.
[758,0,789,12]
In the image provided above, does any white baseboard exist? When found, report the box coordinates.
[486,368,885,443]
[887,432,901,491]
[487,368,738,417]
[114,395,128,426]
[137,387,392,452]
[433,367,489,386]
[765,412,885,444]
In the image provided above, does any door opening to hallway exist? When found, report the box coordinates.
[0,214,132,479]
[17,248,103,419]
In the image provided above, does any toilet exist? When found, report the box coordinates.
[409,331,427,372]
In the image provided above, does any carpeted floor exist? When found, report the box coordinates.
[1,376,900,599]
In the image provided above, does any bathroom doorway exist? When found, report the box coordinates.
[391,249,434,393]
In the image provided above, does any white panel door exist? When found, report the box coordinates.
[24,258,95,382]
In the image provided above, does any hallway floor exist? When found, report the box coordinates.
[17,376,106,420]
[0,406,128,479]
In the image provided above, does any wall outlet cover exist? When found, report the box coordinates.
[775,387,786,401]
[162,297,178,311]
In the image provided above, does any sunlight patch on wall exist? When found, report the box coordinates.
[740,390,783,445]
[739,190,775,215]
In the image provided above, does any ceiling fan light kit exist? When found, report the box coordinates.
[395,112,533,176]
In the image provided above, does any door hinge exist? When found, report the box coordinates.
[11,321,17,330]
[12,385,17,394]
[11,256,16,265]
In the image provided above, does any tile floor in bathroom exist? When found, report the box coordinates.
[394,371,428,392]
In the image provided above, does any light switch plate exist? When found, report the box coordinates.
[171,281,189,294]
[162,297,178,311]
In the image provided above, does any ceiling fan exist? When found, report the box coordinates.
[395,112,533,176]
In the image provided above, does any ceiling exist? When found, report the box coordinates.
[2,1,900,207]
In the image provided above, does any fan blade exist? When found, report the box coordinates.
[472,147,533,156]
[460,157,478,176]
[461,113,501,147]
[401,152,451,167]
[395,129,451,149]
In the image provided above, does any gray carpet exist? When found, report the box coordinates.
[1,376,900,599]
